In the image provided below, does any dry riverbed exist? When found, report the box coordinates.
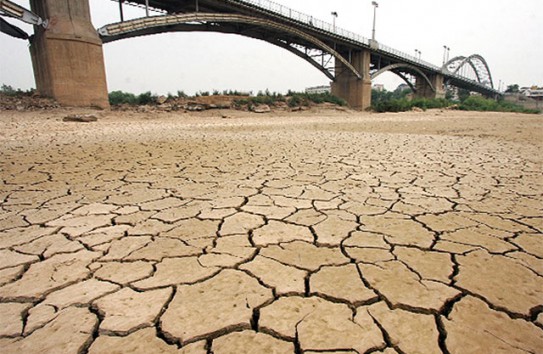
[0,108,542,353]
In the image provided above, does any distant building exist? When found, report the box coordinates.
[305,85,331,94]
[521,87,543,100]
[504,93,542,110]
[373,84,385,92]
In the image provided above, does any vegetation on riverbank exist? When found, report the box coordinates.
[371,88,540,114]
[1,83,540,114]
[457,95,540,114]
[108,89,347,110]
[0,84,33,96]
[233,91,346,108]
[108,91,157,106]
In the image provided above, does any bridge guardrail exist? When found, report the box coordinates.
[228,0,369,46]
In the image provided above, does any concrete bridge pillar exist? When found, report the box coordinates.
[415,73,445,99]
[29,0,109,108]
[332,50,372,111]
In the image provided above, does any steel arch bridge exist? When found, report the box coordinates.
[443,55,495,90]
[99,12,496,95]
[96,0,501,99]
[369,54,496,94]
[0,0,503,109]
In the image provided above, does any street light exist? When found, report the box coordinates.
[331,11,338,32]
[372,1,378,41]
[442,45,450,64]
[415,49,420,60]
[119,0,124,22]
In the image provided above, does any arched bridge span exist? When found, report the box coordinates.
[370,63,436,94]
[99,13,362,81]
[443,54,494,89]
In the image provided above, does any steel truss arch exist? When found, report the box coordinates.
[269,39,335,81]
[444,54,494,89]
[98,13,362,81]
[371,63,435,92]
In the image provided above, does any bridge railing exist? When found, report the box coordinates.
[228,0,370,46]
[376,42,441,72]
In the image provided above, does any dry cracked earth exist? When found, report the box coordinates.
[0,109,542,353]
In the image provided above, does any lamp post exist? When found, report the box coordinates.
[443,45,450,64]
[415,49,420,60]
[371,1,378,41]
[119,0,124,22]
[331,11,338,32]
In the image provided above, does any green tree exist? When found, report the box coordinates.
[505,84,519,93]
[445,88,456,100]
[137,91,156,105]
[108,91,137,105]
[0,84,31,96]
[371,88,410,106]
[457,88,471,102]
[1,84,16,95]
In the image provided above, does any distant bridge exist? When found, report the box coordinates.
[1,0,501,109]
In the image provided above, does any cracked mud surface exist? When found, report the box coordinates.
[0,109,542,353]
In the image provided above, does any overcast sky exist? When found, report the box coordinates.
[1,0,542,95]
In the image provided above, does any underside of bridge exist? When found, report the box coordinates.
[29,0,109,109]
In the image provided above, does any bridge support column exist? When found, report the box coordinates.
[29,0,109,108]
[332,50,372,111]
[415,74,445,99]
